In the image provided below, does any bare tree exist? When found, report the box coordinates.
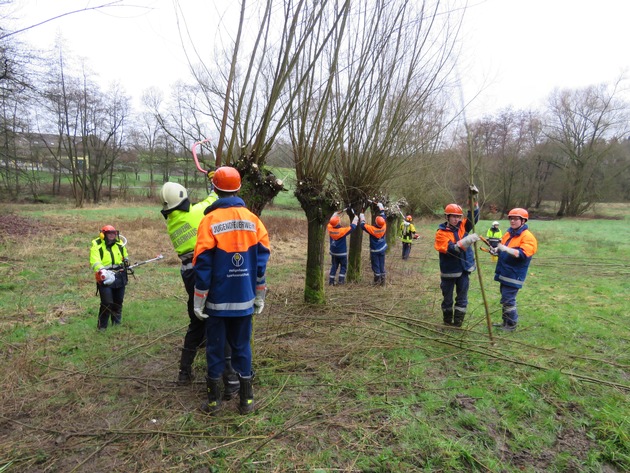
[331,0,462,282]
[465,108,539,216]
[131,88,169,195]
[545,82,629,216]
[0,11,40,200]
[38,44,129,205]
[85,82,129,202]
[283,0,461,301]
[287,0,351,303]
[176,0,350,215]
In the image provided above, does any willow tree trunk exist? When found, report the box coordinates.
[385,216,399,253]
[346,229,364,283]
[304,214,327,304]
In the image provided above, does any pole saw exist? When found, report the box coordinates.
[125,254,164,271]
[191,138,217,176]
[95,254,164,287]
[191,138,218,193]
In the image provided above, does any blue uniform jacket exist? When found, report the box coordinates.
[193,196,271,317]
[494,224,537,289]
[328,222,356,257]
[359,210,387,254]
[434,208,479,278]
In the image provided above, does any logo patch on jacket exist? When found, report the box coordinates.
[232,253,244,267]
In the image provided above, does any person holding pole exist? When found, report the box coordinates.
[90,225,130,331]
[434,191,479,327]
[160,180,240,396]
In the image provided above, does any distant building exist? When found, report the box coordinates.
[11,132,91,171]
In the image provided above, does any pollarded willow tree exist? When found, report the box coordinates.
[286,0,462,302]
[332,0,462,283]
[286,0,351,303]
[166,0,351,215]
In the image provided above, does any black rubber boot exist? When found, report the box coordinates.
[373,275,380,285]
[380,275,386,286]
[177,348,197,386]
[238,375,254,415]
[453,309,466,327]
[222,356,240,400]
[442,310,454,326]
[201,377,222,415]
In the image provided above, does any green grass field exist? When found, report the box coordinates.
[0,201,628,472]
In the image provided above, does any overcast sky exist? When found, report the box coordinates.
[8,0,630,119]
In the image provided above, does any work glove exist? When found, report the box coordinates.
[497,243,519,258]
[359,213,366,223]
[352,216,359,225]
[489,247,499,256]
[193,288,209,320]
[96,269,116,286]
[377,202,385,211]
[123,258,130,268]
[469,184,479,195]
[207,170,215,180]
[253,286,266,315]
[457,233,480,250]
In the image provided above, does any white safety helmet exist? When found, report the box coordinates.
[160,182,188,211]
[492,221,499,227]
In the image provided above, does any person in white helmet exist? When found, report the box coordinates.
[486,221,503,246]
[486,221,503,262]
[160,178,239,396]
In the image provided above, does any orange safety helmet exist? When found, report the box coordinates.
[100,225,117,239]
[405,215,412,222]
[508,208,529,221]
[444,204,463,216]
[212,166,241,192]
[329,215,340,227]
[375,216,386,227]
